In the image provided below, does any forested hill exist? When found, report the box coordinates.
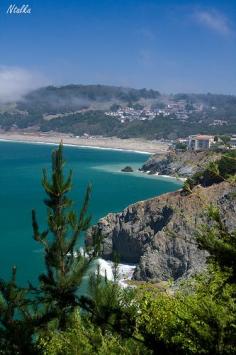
[0,84,236,139]
[17,85,161,114]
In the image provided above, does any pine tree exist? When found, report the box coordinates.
[0,143,102,353]
[31,142,99,329]
[0,267,35,354]
[80,254,139,342]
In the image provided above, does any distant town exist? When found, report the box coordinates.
[105,100,203,122]
[104,99,227,126]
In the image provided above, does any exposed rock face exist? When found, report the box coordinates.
[86,182,236,282]
[141,150,222,177]
[121,166,134,172]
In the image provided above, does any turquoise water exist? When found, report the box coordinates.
[0,141,181,285]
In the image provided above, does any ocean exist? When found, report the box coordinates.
[0,141,181,286]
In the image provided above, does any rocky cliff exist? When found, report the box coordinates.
[141,150,222,178]
[86,182,236,282]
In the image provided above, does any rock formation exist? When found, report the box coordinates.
[86,182,236,282]
[141,150,222,178]
[121,166,134,172]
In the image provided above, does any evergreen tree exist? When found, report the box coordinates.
[0,143,102,353]
[80,262,137,338]
[0,267,35,354]
[0,142,236,354]
[31,142,100,329]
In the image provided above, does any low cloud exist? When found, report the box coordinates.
[0,66,48,103]
[194,9,232,35]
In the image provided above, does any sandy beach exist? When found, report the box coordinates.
[0,131,169,154]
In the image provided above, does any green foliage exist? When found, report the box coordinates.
[37,311,149,355]
[175,142,187,151]
[183,149,236,189]
[80,264,138,339]
[2,87,236,138]
[218,150,236,178]
[81,198,236,355]
[0,143,101,353]
[0,112,43,130]
[31,143,97,329]
[182,179,193,195]
[40,110,123,137]
[37,264,236,355]
[0,267,35,354]
[0,143,236,354]
[135,267,236,354]
[198,205,236,281]
[18,85,160,115]
[39,110,236,140]
[219,135,231,148]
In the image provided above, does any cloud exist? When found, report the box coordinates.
[0,66,48,103]
[194,9,232,35]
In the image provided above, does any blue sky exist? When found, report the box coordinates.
[0,0,236,95]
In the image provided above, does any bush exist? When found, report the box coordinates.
[37,311,150,355]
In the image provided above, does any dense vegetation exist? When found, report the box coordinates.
[17,85,160,115]
[183,150,236,193]
[174,93,236,123]
[40,111,122,137]
[0,144,235,354]
[0,85,236,139]
[39,114,236,140]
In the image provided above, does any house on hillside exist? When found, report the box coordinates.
[230,135,236,148]
[188,135,215,151]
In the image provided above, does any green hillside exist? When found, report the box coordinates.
[0,85,236,139]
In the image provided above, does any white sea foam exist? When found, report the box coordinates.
[159,174,175,178]
[96,258,114,281]
[97,258,136,288]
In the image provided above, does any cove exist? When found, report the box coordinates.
[0,141,181,285]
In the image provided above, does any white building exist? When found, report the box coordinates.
[188,135,215,151]
[230,135,236,148]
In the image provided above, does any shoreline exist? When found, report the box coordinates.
[93,164,184,184]
[0,132,184,184]
[0,132,169,155]
[97,258,136,288]
[139,170,187,182]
